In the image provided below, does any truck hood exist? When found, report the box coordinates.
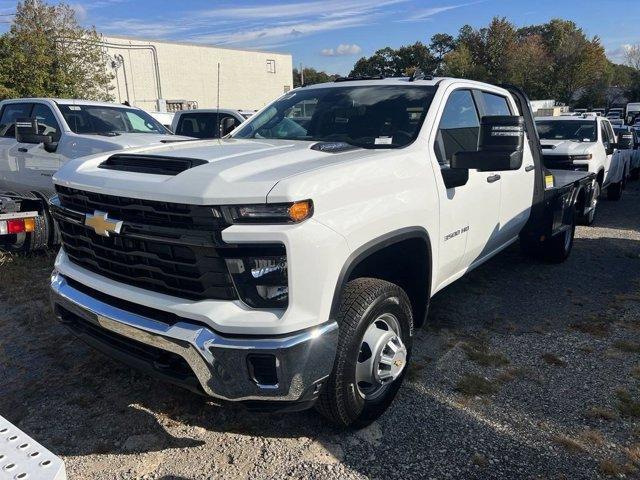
[54,138,380,204]
[539,139,595,155]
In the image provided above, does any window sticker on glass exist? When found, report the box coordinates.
[69,106,81,111]
[375,136,393,145]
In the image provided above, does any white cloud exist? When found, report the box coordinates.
[400,1,484,22]
[321,43,362,56]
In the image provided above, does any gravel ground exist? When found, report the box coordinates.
[1,182,640,479]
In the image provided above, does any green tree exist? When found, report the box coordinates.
[0,0,113,100]
[293,67,339,88]
[349,42,436,78]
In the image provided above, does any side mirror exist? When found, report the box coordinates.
[615,132,634,150]
[450,115,525,172]
[16,117,52,145]
[219,117,238,138]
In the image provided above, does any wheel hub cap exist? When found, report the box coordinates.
[356,313,407,399]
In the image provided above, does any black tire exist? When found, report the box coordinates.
[520,209,576,263]
[579,182,599,226]
[607,180,623,201]
[316,278,413,428]
[541,214,576,264]
[631,168,639,181]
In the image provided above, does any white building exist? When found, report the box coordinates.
[101,36,294,112]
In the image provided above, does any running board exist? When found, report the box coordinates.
[0,415,66,480]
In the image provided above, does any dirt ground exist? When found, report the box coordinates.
[2,182,640,479]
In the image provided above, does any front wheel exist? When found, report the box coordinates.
[316,278,413,428]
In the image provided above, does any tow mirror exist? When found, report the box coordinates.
[15,117,54,148]
[219,117,238,138]
[615,132,634,150]
[451,115,525,172]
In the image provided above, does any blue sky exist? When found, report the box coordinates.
[1,0,639,74]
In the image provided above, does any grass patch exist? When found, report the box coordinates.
[584,406,618,421]
[599,459,636,477]
[406,361,427,382]
[455,374,497,396]
[570,321,609,338]
[552,434,584,453]
[617,390,640,417]
[460,341,510,367]
[614,340,640,353]
[541,353,566,366]
[496,366,543,385]
[579,429,605,447]
[632,366,640,380]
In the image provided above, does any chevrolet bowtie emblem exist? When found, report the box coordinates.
[84,211,123,237]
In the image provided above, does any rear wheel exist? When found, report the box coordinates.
[607,180,623,201]
[520,208,576,264]
[316,278,413,428]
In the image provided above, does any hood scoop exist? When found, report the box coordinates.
[310,141,360,154]
[98,154,208,176]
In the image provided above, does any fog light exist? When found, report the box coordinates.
[225,253,288,308]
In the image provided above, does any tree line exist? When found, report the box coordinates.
[0,0,113,101]
[310,18,640,107]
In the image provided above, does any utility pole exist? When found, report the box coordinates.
[300,62,304,86]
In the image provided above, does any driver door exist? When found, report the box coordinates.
[431,88,501,290]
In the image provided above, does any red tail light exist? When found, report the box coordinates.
[7,219,25,234]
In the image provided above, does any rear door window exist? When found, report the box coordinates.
[0,103,34,138]
[481,92,512,116]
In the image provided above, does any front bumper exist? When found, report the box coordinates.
[50,272,338,407]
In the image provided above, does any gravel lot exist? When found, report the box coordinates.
[2,182,640,480]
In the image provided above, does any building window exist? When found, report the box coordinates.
[266,59,276,74]
[283,85,291,93]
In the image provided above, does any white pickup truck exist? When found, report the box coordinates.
[49,78,596,428]
[536,114,632,223]
[0,98,186,251]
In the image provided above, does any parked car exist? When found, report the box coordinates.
[626,103,640,125]
[536,114,629,216]
[171,109,245,139]
[0,98,188,251]
[49,78,596,428]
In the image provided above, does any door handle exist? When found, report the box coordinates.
[525,165,535,172]
[18,147,28,153]
[487,174,501,183]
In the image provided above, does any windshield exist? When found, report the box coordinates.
[536,120,597,142]
[232,85,437,149]
[59,105,168,135]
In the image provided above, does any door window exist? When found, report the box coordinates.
[481,92,512,116]
[434,90,480,167]
[32,104,61,142]
[0,103,33,138]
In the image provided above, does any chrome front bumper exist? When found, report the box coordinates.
[50,272,338,405]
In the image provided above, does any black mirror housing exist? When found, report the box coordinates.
[616,133,634,150]
[16,117,53,145]
[219,117,238,137]
[450,115,525,172]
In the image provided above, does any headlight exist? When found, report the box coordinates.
[570,154,592,160]
[224,245,288,308]
[222,200,313,224]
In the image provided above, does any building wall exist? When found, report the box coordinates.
[102,36,294,112]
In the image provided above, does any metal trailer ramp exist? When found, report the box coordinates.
[0,416,66,480]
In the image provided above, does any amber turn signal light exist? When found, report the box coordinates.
[288,200,313,222]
